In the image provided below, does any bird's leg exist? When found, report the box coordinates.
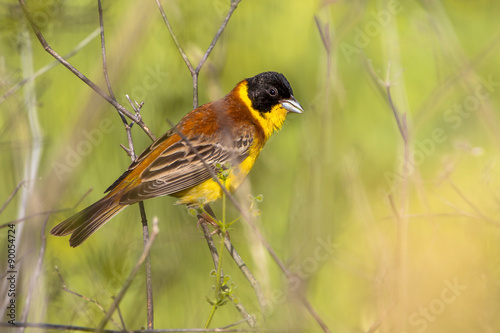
[197,204,230,239]
[197,204,218,226]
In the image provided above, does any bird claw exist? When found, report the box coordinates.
[197,213,230,240]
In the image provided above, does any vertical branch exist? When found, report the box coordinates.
[314,15,334,154]
[199,221,256,328]
[139,201,154,330]
[97,1,155,329]
[98,0,115,101]
[367,59,410,329]
[155,0,242,108]
[20,216,49,331]
[1,15,44,321]
[123,97,153,329]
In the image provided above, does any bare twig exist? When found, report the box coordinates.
[199,221,257,328]
[223,233,265,313]
[98,0,116,102]
[0,180,27,215]
[0,321,259,332]
[139,201,154,330]
[155,0,242,108]
[366,59,407,143]
[97,0,128,125]
[96,2,155,327]
[96,217,159,332]
[124,95,146,160]
[367,59,410,331]
[154,0,194,73]
[195,1,241,74]
[18,0,156,141]
[448,180,500,226]
[20,216,49,331]
[0,28,100,105]
[123,97,153,329]
[55,267,122,330]
[314,16,331,54]
[115,301,127,331]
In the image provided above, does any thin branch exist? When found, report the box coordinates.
[124,95,146,160]
[98,0,115,101]
[195,0,241,74]
[96,2,155,327]
[0,180,27,215]
[154,0,194,73]
[115,302,127,331]
[18,0,156,141]
[386,84,408,143]
[198,211,256,328]
[156,0,242,108]
[314,16,331,54]
[368,59,410,331]
[96,217,159,332]
[97,0,127,127]
[366,59,407,142]
[219,318,257,330]
[0,28,100,105]
[198,216,257,327]
[448,180,500,226]
[0,322,259,332]
[55,267,122,330]
[223,232,265,313]
[123,95,153,329]
[139,201,154,330]
[21,216,49,331]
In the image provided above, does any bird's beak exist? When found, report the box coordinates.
[280,96,304,114]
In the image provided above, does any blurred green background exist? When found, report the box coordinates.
[1,0,500,332]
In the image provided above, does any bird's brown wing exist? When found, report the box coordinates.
[104,128,176,194]
[117,132,254,204]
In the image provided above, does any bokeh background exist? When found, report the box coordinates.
[1,0,500,332]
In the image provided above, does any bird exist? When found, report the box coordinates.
[50,71,304,247]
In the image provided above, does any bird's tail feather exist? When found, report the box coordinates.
[50,197,127,247]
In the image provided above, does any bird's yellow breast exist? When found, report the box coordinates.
[173,144,262,206]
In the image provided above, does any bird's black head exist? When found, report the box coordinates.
[246,71,295,113]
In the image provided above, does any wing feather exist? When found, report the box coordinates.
[118,133,253,204]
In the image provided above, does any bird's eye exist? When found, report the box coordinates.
[268,88,277,96]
